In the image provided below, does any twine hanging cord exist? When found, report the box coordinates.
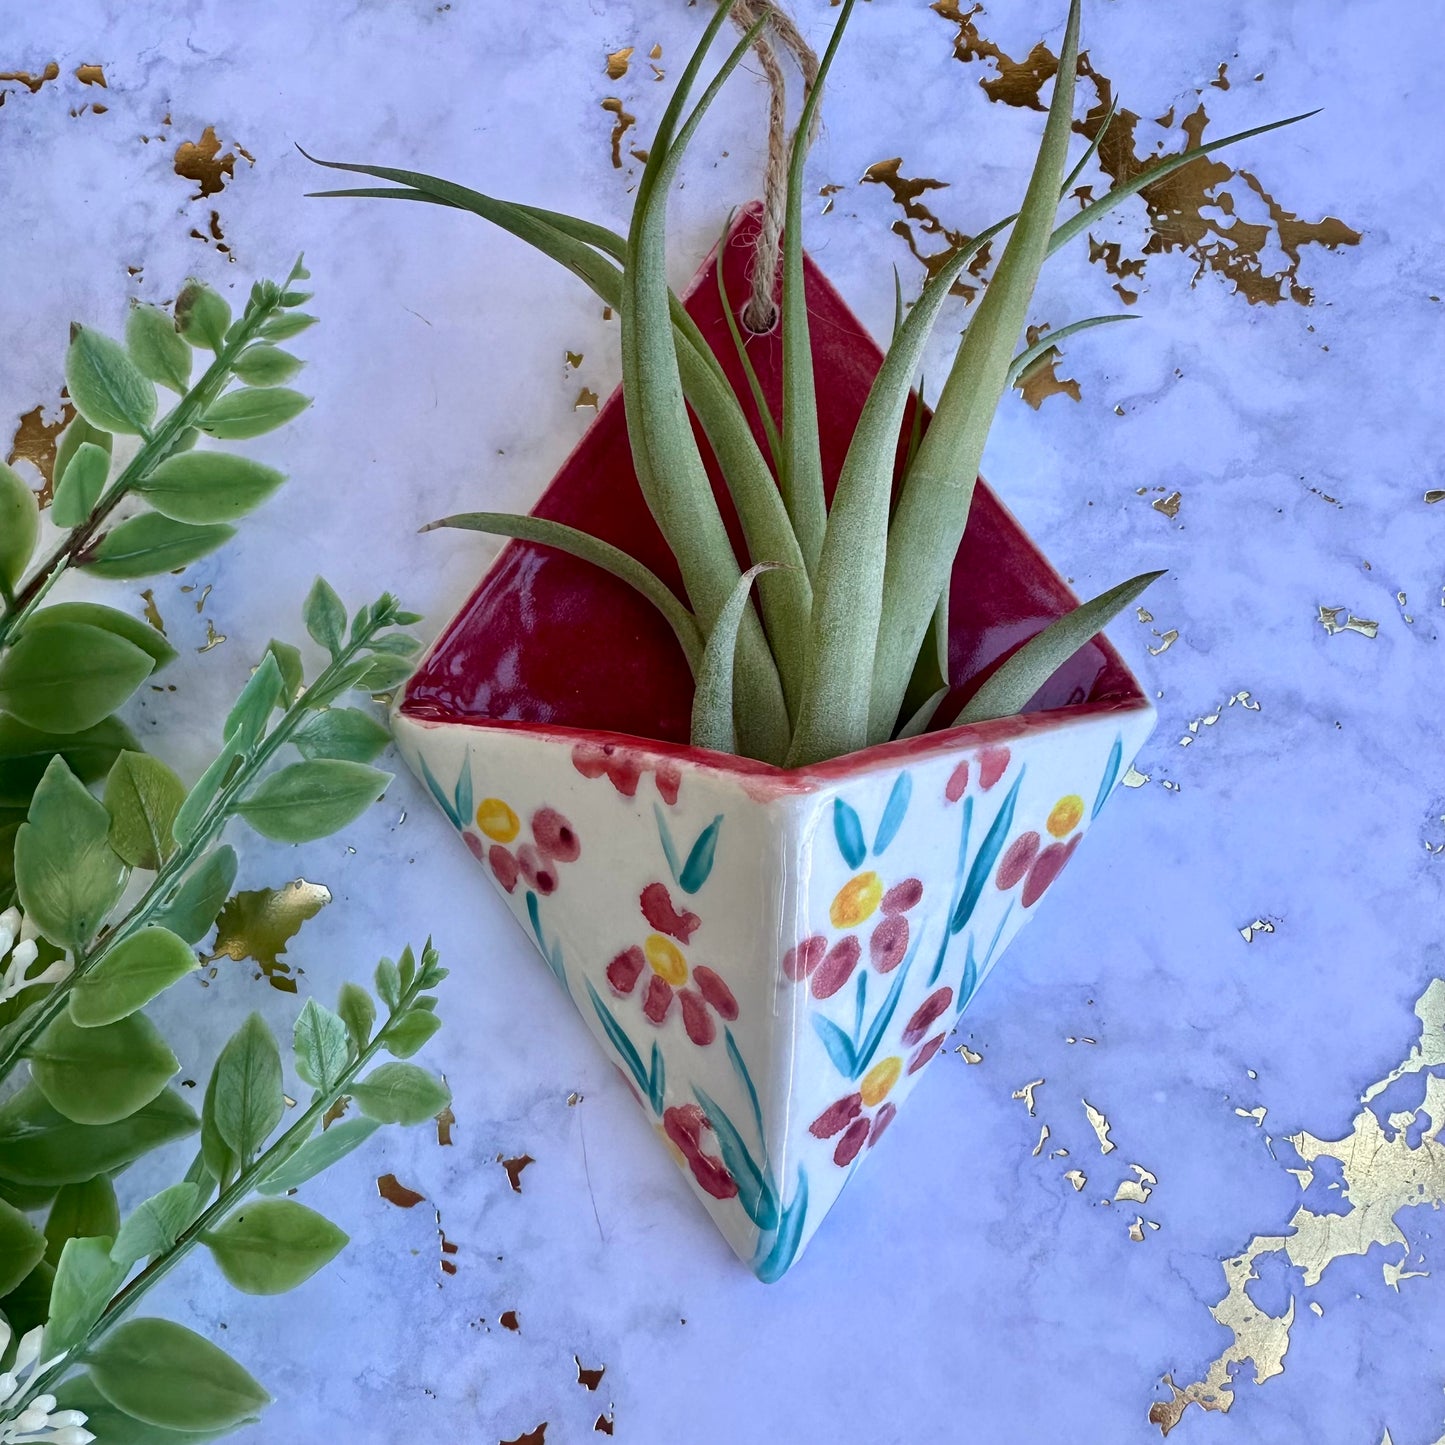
[724,1,820,332]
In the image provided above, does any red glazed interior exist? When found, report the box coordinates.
[402,206,1147,769]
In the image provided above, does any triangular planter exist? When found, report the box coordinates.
[392,207,1155,1280]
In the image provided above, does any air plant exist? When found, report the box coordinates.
[306,0,1309,768]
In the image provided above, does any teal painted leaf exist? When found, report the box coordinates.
[585,979,649,1098]
[811,1013,856,1076]
[951,770,1024,936]
[693,1086,778,1231]
[678,814,723,894]
[754,1167,809,1284]
[724,1026,766,1155]
[854,930,922,1077]
[1092,734,1123,820]
[647,1041,666,1115]
[654,804,683,885]
[417,754,461,828]
[959,935,979,1010]
[872,772,912,856]
[833,798,865,869]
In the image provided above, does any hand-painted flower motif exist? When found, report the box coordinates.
[994,792,1084,908]
[809,1055,904,1166]
[945,745,1011,804]
[472,801,581,896]
[662,1104,738,1200]
[901,985,953,1074]
[784,874,922,999]
[571,741,681,804]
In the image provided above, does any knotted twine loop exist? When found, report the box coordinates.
[725,1,820,332]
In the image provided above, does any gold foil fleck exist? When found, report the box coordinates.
[605,47,633,80]
[1012,1078,1044,1115]
[1308,1301,1323,1317]
[575,1357,605,1391]
[0,61,59,94]
[1152,490,1182,519]
[1063,1168,1087,1192]
[1240,919,1275,943]
[567,1090,584,1105]
[595,1413,615,1435]
[500,1426,547,1445]
[601,98,635,169]
[565,351,584,369]
[1210,63,1231,90]
[1128,1216,1146,1242]
[575,387,600,411]
[377,1173,426,1208]
[139,589,167,635]
[1015,325,1080,409]
[1382,1258,1428,1292]
[1235,1106,1267,1128]
[1136,607,1154,623]
[1344,615,1379,638]
[956,1044,983,1064]
[7,399,76,505]
[1032,1124,1050,1157]
[499,1309,520,1332]
[819,182,845,215]
[1122,766,1150,788]
[1147,629,1179,656]
[436,1104,456,1147]
[498,1153,534,1192]
[322,1096,349,1129]
[1114,1164,1157,1204]
[75,63,106,87]
[207,880,332,987]
[1083,1100,1116,1154]
[197,619,227,652]
[174,124,249,199]
[1425,490,1445,504]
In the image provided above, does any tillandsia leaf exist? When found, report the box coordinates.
[303,167,813,720]
[1049,109,1318,257]
[787,212,1017,765]
[1005,313,1137,388]
[1059,96,1117,200]
[779,0,855,577]
[949,569,1166,726]
[896,686,949,740]
[620,4,792,762]
[871,0,1083,744]
[899,573,948,726]
[714,212,783,479]
[691,563,781,755]
[426,511,704,670]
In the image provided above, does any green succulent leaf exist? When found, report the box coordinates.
[350,1061,450,1125]
[69,925,198,1027]
[0,1081,197,1186]
[222,652,282,756]
[150,845,237,944]
[212,1012,284,1164]
[104,750,187,869]
[56,1375,251,1444]
[111,1181,202,1269]
[43,1234,124,1361]
[0,619,154,733]
[88,1317,272,1432]
[200,1054,237,1191]
[44,1175,120,1267]
[199,386,310,440]
[134,451,286,524]
[50,439,110,528]
[302,576,346,658]
[381,1007,441,1059]
[84,513,236,580]
[26,601,177,671]
[202,1198,347,1295]
[292,706,391,763]
[0,1196,47,1296]
[266,638,305,703]
[29,1009,179,1126]
[15,754,128,951]
[174,281,232,352]
[293,998,349,1093]
[256,1116,379,1196]
[126,301,193,393]
[0,462,40,591]
[0,713,137,810]
[52,414,114,499]
[258,311,317,341]
[233,344,304,386]
[65,324,157,436]
[235,759,391,843]
[337,981,375,1051]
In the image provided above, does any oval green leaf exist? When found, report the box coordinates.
[42,1234,123,1360]
[65,325,157,436]
[0,461,39,589]
[203,1198,347,1295]
[70,925,198,1027]
[199,387,309,440]
[149,845,237,944]
[30,1009,179,1126]
[44,1175,119,1266]
[292,706,391,764]
[232,344,303,386]
[257,1116,379,1196]
[126,301,192,393]
[212,1012,283,1162]
[27,601,177,670]
[0,619,154,733]
[0,1195,47,1296]
[104,750,187,869]
[174,281,231,352]
[350,1061,451,1125]
[111,1181,201,1269]
[135,451,286,525]
[89,1317,272,1432]
[0,713,137,810]
[84,513,236,580]
[235,759,391,843]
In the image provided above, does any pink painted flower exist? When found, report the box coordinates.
[571,742,682,805]
[945,760,970,803]
[489,844,520,893]
[809,1055,904,1167]
[663,1104,738,1200]
[1021,834,1082,908]
[462,830,486,862]
[993,792,1087,909]
[516,843,557,895]
[605,936,738,1045]
[979,746,1011,791]
[783,875,923,996]
[640,882,700,943]
[531,807,580,862]
[995,831,1040,892]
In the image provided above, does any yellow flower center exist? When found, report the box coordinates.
[830,871,883,929]
[860,1055,902,1107]
[1046,794,1084,838]
[476,797,520,843]
[645,934,688,986]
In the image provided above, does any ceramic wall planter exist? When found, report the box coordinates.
[392,209,1155,1279]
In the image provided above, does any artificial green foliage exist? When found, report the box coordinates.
[313,0,1310,766]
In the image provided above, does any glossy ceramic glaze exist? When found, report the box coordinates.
[394,208,1156,1276]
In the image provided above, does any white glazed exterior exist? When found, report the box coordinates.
[392,695,1155,1279]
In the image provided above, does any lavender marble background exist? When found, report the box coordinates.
[1,1,1442,1441]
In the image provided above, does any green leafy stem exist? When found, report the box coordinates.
[0,257,314,650]
[21,944,449,1421]
[0,586,415,1082]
